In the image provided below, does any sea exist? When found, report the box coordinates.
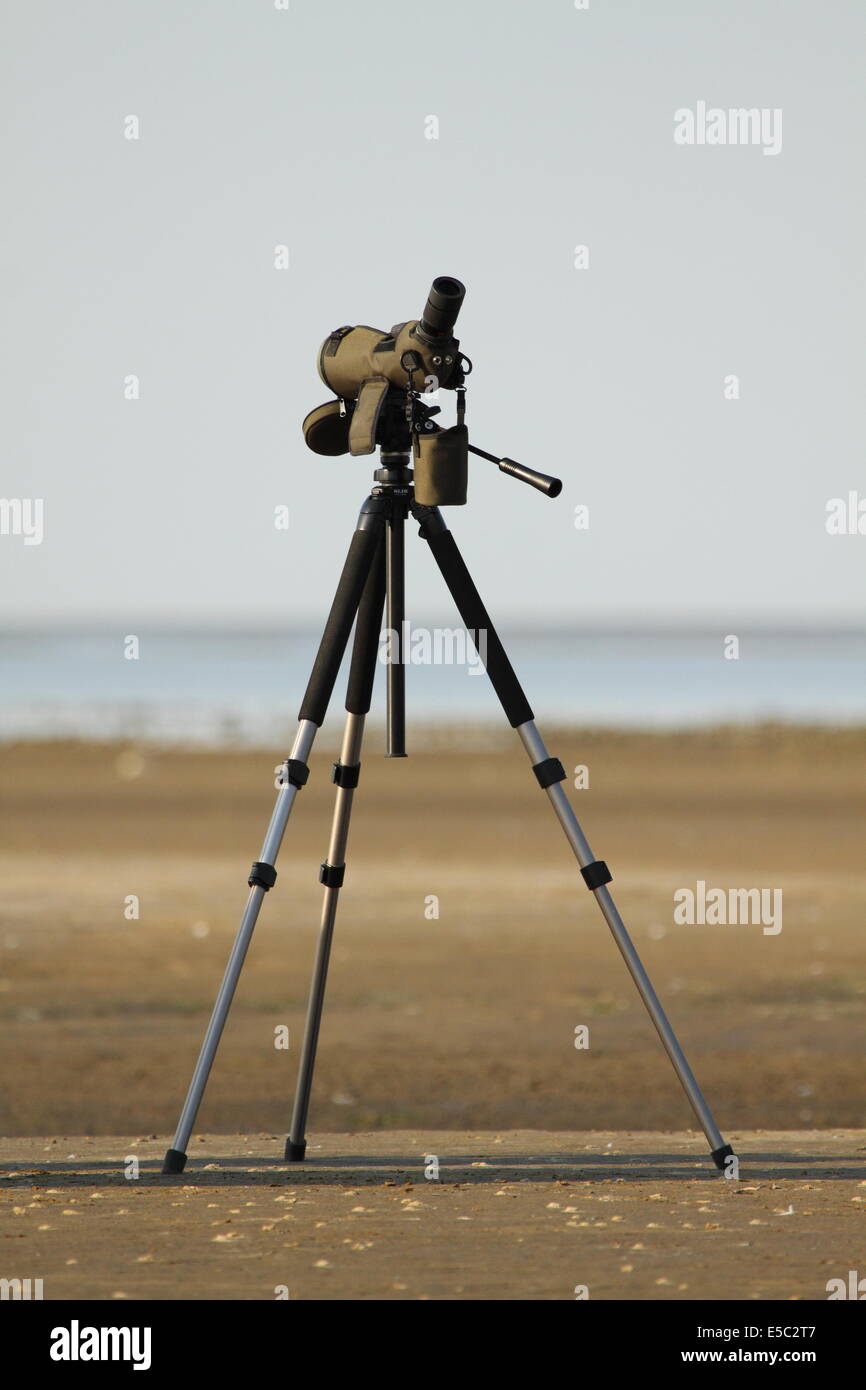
[1,628,863,749]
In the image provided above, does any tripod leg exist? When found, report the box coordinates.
[385,499,407,757]
[415,505,735,1172]
[161,502,385,1175]
[286,539,386,1160]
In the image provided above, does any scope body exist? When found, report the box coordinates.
[301,276,561,504]
[318,319,460,399]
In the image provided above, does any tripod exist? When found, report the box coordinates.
[161,451,735,1176]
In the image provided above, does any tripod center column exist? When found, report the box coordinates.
[374,454,412,758]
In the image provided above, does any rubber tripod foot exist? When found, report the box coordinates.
[711,1142,735,1172]
[285,1140,306,1162]
[162,1148,187,1174]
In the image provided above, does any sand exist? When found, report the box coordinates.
[0,727,864,1299]
[1,1130,864,1300]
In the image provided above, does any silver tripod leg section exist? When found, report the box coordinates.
[162,720,318,1173]
[518,720,731,1165]
[286,712,366,1161]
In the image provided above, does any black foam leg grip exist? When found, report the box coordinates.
[299,526,383,726]
[345,536,386,715]
[162,1148,187,1174]
[423,529,534,727]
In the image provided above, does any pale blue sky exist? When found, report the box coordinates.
[1,0,863,626]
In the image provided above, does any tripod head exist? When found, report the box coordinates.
[302,277,562,504]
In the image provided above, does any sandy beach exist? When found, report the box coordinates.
[1,726,864,1299]
[2,1129,863,1301]
[2,727,864,1137]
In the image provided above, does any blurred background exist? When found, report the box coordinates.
[1,1,863,1140]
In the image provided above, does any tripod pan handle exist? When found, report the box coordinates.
[466,444,562,498]
[497,456,562,498]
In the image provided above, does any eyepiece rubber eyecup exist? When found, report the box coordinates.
[419,276,466,338]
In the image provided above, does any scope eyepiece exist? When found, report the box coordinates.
[419,276,466,339]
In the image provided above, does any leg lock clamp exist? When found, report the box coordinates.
[249,861,277,891]
[533,756,566,789]
[332,761,361,789]
[580,860,612,891]
[319,862,346,889]
[276,759,309,789]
